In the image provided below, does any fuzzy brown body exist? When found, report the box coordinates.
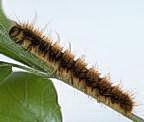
[9,23,134,115]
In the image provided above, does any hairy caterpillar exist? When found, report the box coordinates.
[8,22,134,116]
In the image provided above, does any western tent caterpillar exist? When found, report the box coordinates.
[8,22,134,116]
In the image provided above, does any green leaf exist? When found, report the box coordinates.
[0,0,12,29]
[0,2,62,121]
[0,62,12,81]
[0,72,62,122]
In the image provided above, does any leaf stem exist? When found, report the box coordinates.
[0,61,54,78]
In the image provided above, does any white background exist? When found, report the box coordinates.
[1,0,144,122]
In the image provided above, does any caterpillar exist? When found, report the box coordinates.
[8,22,134,116]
